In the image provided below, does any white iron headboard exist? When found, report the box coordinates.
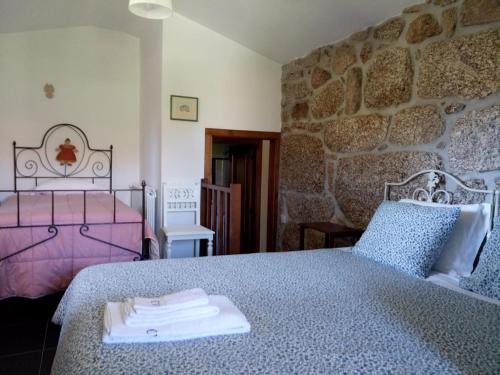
[384,169,499,232]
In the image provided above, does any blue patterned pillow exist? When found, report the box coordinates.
[353,201,460,278]
[459,216,500,300]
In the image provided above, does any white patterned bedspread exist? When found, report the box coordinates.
[52,249,500,374]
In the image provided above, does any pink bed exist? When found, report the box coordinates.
[0,193,159,299]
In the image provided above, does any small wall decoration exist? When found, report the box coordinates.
[56,138,78,166]
[44,83,55,99]
[170,95,199,122]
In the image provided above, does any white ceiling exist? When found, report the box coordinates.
[173,0,417,63]
[0,0,161,41]
[0,0,417,63]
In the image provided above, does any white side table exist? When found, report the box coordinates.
[162,225,215,259]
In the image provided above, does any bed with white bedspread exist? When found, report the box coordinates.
[50,170,500,374]
[51,249,499,374]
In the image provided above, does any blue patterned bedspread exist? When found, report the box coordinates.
[52,250,500,374]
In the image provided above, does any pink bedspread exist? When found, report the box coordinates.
[0,193,159,299]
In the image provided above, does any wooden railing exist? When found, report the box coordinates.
[201,181,241,256]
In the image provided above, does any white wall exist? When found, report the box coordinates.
[139,24,163,192]
[139,24,163,230]
[0,26,140,189]
[160,14,281,257]
[162,14,281,184]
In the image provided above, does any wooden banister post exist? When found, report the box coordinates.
[229,183,241,254]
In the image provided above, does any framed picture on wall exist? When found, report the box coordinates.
[170,95,199,122]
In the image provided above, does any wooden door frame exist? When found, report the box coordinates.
[204,128,281,252]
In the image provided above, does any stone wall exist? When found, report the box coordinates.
[279,0,500,250]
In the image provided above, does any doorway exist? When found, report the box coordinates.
[204,129,281,253]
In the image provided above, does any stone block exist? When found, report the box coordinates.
[449,104,500,172]
[374,18,405,42]
[406,14,442,44]
[311,67,332,89]
[282,62,304,82]
[389,105,444,145]
[461,0,500,26]
[282,81,310,103]
[442,7,458,38]
[417,30,500,98]
[333,44,357,75]
[365,48,413,108]
[291,102,309,120]
[280,134,325,193]
[327,160,335,193]
[311,80,344,119]
[345,67,362,115]
[324,114,389,153]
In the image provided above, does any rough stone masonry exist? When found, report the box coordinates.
[279,0,500,250]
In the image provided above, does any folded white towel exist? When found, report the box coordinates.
[129,288,209,313]
[122,301,220,327]
[103,295,251,344]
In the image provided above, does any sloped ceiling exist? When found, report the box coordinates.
[0,0,417,63]
[173,0,417,63]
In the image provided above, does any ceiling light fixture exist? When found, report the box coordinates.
[128,0,173,20]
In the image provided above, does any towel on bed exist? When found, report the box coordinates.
[103,295,251,344]
[128,288,209,313]
[123,300,220,327]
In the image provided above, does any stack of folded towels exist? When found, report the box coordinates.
[103,288,251,344]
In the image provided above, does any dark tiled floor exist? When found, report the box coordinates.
[0,292,64,375]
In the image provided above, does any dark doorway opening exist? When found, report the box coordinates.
[204,129,280,253]
[212,142,259,253]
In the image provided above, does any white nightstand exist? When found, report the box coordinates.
[162,225,214,259]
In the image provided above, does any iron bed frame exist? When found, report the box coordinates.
[0,123,150,263]
[384,169,499,230]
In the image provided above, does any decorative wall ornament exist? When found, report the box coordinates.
[56,138,78,166]
[170,95,199,122]
[44,83,55,99]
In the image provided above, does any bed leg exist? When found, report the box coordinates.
[207,237,214,257]
[166,238,173,259]
[142,239,150,260]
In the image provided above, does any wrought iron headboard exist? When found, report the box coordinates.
[384,169,499,232]
[13,124,113,192]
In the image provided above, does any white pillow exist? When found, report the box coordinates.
[400,199,491,277]
[34,179,106,192]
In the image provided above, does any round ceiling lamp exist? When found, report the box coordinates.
[129,0,173,20]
